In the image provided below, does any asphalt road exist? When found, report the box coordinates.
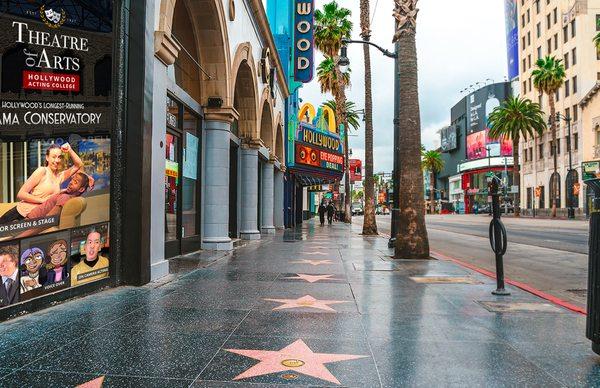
[354,214,590,308]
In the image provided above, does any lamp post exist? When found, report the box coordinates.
[339,38,398,247]
[555,112,575,219]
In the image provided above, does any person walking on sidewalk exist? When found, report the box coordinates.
[327,201,335,225]
[318,201,327,226]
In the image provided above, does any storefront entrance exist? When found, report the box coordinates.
[165,96,202,258]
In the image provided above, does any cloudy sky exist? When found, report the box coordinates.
[299,0,509,173]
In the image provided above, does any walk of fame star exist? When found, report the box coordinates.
[291,259,334,266]
[303,251,328,255]
[284,274,342,283]
[264,295,349,312]
[76,376,105,388]
[225,339,367,384]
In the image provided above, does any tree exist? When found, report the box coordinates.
[359,0,377,236]
[315,1,353,223]
[323,100,360,132]
[393,0,429,259]
[532,55,566,218]
[488,97,546,217]
[594,32,600,50]
[421,150,444,215]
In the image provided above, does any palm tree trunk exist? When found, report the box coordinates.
[333,59,352,223]
[360,0,377,235]
[394,24,430,259]
[548,93,557,218]
[429,172,435,215]
[513,136,521,217]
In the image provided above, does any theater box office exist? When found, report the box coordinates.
[0,1,123,318]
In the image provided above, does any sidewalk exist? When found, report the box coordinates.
[0,220,598,387]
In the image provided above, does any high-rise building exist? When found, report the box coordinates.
[517,0,600,217]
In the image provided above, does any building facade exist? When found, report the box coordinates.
[517,0,600,217]
[0,0,290,319]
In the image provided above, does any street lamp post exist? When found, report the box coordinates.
[339,38,398,247]
[555,112,575,219]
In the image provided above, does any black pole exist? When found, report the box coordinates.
[389,41,400,248]
[566,115,575,219]
[489,176,510,295]
[585,178,600,354]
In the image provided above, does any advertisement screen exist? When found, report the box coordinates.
[0,1,113,310]
[466,129,513,160]
[505,0,519,80]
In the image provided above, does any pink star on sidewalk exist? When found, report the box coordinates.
[264,295,349,312]
[226,339,367,385]
[303,251,328,255]
[77,376,105,388]
[284,274,342,283]
[291,259,334,266]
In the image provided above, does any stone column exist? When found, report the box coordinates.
[240,143,261,240]
[274,168,285,229]
[203,108,238,250]
[261,160,276,234]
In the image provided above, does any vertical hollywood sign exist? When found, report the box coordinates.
[294,0,314,83]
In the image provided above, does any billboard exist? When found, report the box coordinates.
[466,129,513,160]
[294,0,315,83]
[467,83,509,134]
[440,125,458,152]
[0,1,113,310]
[504,0,519,80]
[350,159,362,182]
[295,144,343,172]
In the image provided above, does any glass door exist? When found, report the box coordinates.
[165,130,182,258]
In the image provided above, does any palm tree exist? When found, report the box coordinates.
[315,1,353,223]
[594,32,600,50]
[488,97,546,217]
[393,0,429,259]
[360,0,377,236]
[421,150,444,215]
[323,100,360,132]
[532,55,566,218]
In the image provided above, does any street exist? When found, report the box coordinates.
[357,214,590,308]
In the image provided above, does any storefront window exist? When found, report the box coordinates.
[0,1,114,310]
[182,108,199,238]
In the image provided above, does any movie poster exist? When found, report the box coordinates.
[0,1,114,309]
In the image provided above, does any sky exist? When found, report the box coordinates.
[299,0,509,174]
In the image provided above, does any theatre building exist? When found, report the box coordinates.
[0,0,288,319]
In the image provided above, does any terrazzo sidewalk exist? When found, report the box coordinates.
[0,220,599,387]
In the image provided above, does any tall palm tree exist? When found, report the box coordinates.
[421,150,444,215]
[315,1,353,223]
[393,0,429,259]
[360,0,377,235]
[323,100,360,132]
[488,97,546,217]
[532,55,566,218]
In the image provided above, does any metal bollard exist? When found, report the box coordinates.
[585,178,600,354]
[488,176,510,296]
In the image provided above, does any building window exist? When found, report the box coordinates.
[572,105,578,121]
[523,81,527,93]
[565,80,570,97]
[563,26,569,43]
[528,32,532,46]
[529,77,532,91]
[522,14,526,28]
[538,94,543,106]
[564,53,569,69]
[553,8,558,24]
[547,38,552,53]
[527,9,531,23]
[595,128,599,146]
[572,48,577,65]
[553,33,558,50]
[538,23,542,38]
[547,13,551,29]
[535,0,540,14]
[523,58,527,73]
[571,20,576,38]
[597,72,600,80]
[572,76,577,94]
[539,143,544,159]
[523,36,527,50]
[528,54,532,68]
[537,46,542,60]
[555,89,560,101]
[565,107,570,120]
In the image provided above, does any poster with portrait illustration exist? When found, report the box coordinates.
[0,1,114,310]
[19,231,70,301]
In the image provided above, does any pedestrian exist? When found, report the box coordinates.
[327,201,335,225]
[318,201,327,226]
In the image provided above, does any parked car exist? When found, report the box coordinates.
[352,203,364,215]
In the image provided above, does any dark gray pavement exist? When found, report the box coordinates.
[367,214,590,308]
[0,219,598,387]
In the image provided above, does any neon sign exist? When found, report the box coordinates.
[294,0,314,83]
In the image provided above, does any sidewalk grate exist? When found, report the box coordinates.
[477,301,564,313]
[409,276,482,284]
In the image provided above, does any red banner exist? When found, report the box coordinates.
[22,71,80,92]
